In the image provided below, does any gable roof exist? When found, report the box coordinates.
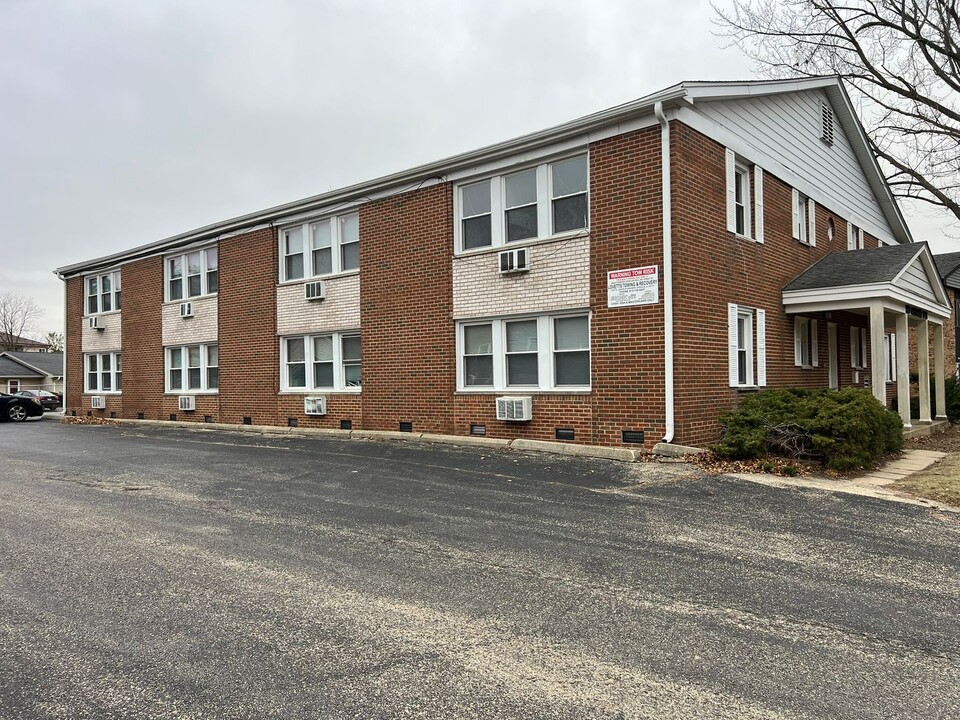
[933,251,960,290]
[784,244,922,291]
[55,76,910,277]
[0,355,44,378]
[2,351,64,377]
[0,333,48,350]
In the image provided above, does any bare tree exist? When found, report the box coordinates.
[0,292,43,350]
[715,0,960,222]
[44,331,64,353]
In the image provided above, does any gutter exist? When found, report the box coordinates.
[654,101,675,444]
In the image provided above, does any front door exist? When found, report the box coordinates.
[827,322,839,390]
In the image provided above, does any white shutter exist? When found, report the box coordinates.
[725,149,737,233]
[847,221,855,250]
[858,228,865,249]
[794,318,803,366]
[754,167,764,243]
[807,198,817,247]
[860,328,869,367]
[850,327,858,367]
[756,309,766,386]
[791,189,800,240]
[811,319,819,366]
[728,303,739,387]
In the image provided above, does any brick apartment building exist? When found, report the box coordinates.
[56,77,953,449]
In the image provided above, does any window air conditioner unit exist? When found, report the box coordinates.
[88,316,103,330]
[180,302,193,318]
[304,396,327,416]
[90,395,106,409]
[178,395,196,411]
[499,248,529,274]
[496,396,532,422]
[304,280,326,301]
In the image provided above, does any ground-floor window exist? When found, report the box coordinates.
[794,317,819,368]
[884,332,897,382]
[281,332,361,392]
[457,313,590,391]
[7,380,20,393]
[850,327,868,369]
[166,344,218,392]
[728,304,766,388]
[85,352,122,392]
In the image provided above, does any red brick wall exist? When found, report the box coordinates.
[64,277,83,414]
[219,230,279,426]
[120,256,164,420]
[360,185,455,434]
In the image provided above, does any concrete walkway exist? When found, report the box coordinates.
[856,449,947,487]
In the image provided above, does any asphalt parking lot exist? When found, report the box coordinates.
[1,418,958,719]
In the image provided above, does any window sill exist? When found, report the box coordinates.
[455,230,589,259]
[83,311,121,319]
[279,389,362,395]
[164,391,219,396]
[455,388,591,395]
[731,232,759,243]
[163,294,218,305]
[84,391,122,395]
[277,270,360,288]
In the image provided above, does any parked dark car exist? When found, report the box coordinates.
[0,393,44,422]
[15,389,62,411]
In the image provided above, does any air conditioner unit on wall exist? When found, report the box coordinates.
[498,248,529,274]
[180,302,193,318]
[304,281,326,301]
[496,396,532,422]
[304,396,327,416]
[88,316,103,330]
[178,395,196,411]
[90,395,105,409]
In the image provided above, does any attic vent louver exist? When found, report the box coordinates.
[820,102,834,146]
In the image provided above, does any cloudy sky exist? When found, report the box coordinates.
[1,0,956,336]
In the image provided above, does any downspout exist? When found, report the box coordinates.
[654,101,675,443]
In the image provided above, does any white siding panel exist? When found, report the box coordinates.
[277,274,360,336]
[453,237,590,319]
[694,89,892,242]
[162,296,218,345]
[81,312,121,352]
[896,258,937,301]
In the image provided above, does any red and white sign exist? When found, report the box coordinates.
[607,265,659,308]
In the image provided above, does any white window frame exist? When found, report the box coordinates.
[794,317,819,368]
[850,327,869,369]
[280,331,362,392]
[847,221,865,251]
[454,153,589,253]
[278,211,360,282]
[728,304,766,388]
[165,245,218,302]
[455,313,591,391]
[84,352,122,393]
[165,344,219,393]
[85,270,122,316]
[724,150,764,243]
[792,190,816,246]
[884,332,897,382]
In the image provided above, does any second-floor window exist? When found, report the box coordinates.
[456,154,589,252]
[167,247,218,301]
[86,271,121,315]
[281,212,359,282]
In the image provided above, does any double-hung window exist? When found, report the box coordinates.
[456,154,588,252]
[847,221,864,250]
[792,190,816,246]
[86,271,122,315]
[850,327,868,369]
[167,247,218,301]
[280,211,360,282]
[884,333,897,382]
[728,304,766,388]
[85,352,122,392]
[458,313,590,391]
[724,149,764,242]
[166,344,218,392]
[282,332,362,391]
[794,317,819,367]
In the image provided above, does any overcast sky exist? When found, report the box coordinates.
[1,0,956,336]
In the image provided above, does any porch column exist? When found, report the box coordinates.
[869,303,886,405]
[934,322,947,420]
[918,319,932,423]
[896,313,911,427]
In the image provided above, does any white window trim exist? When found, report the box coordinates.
[165,344,219,394]
[278,211,360,283]
[792,190,816,246]
[165,245,218,303]
[84,270,122,316]
[884,332,897,383]
[847,221,865,251]
[455,312,591,392]
[280,331,362,393]
[850,327,869,369]
[725,150,764,243]
[84,352,122,393]
[454,153,589,254]
[728,304,766,388]
[794,317,820,368]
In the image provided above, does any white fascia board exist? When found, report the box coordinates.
[783,282,950,319]
[683,77,840,102]
[675,104,899,246]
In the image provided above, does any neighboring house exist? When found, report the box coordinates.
[0,352,64,394]
[931,252,960,376]
[0,333,50,353]
[55,77,951,449]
